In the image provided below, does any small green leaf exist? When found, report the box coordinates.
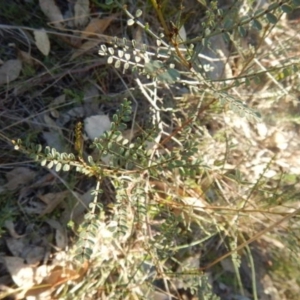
[47,161,54,169]
[283,67,290,78]
[88,156,94,164]
[238,26,246,37]
[127,19,135,26]
[107,56,113,64]
[113,114,118,122]
[179,167,186,177]
[254,76,261,84]
[55,162,62,172]
[251,19,262,31]
[240,16,251,23]
[63,164,70,172]
[68,153,75,160]
[36,144,42,153]
[158,68,180,84]
[205,28,211,36]
[114,59,121,68]
[222,32,230,43]
[61,153,69,160]
[45,146,51,154]
[122,139,129,145]
[135,9,142,18]
[83,247,93,257]
[281,4,293,14]
[110,122,116,130]
[245,78,250,86]
[41,159,47,166]
[292,65,298,72]
[266,13,278,24]
[254,8,265,17]
[223,18,233,29]
[268,2,279,11]
[51,148,57,156]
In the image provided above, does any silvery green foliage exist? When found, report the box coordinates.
[98,0,299,123]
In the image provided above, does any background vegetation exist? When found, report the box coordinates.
[1,0,300,299]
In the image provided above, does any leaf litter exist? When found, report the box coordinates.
[0,59,22,86]
[0,0,121,298]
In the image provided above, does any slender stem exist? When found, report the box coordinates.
[200,205,300,271]
[149,0,170,38]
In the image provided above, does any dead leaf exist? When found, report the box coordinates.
[43,113,58,128]
[265,130,288,150]
[23,246,46,265]
[18,187,46,215]
[84,114,111,139]
[70,15,116,60]
[70,39,100,60]
[38,191,69,216]
[3,167,36,191]
[60,189,93,225]
[2,257,87,299]
[50,94,66,118]
[4,220,25,239]
[52,94,66,106]
[81,17,115,38]
[45,219,67,249]
[39,0,64,29]
[34,29,51,56]
[3,256,37,288]
[25,264,89,298]
[46,266,79,287]
[29,173,55,189]
[6,167,35,182]
[5,235,47,265]
[0,59,22,86]
[42,131,65,153]
[42,113,65,152]
[74,0,90,28]
[5,237,25,257]
[17,50,36,66]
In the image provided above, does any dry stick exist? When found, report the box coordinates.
[149,0,170,40]
[199,204,300,271]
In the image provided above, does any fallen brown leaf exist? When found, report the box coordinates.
[45,219,67,249]
[38,191,69,216]
[34,29,51,56]
[70,15,116,60]
[81,17,114,38]
[39,0,64,29]
[0,59,22,86]
[74,0,90,28]
[2,167,36,192]
[4,220,25,239]
[17,50,36,66]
